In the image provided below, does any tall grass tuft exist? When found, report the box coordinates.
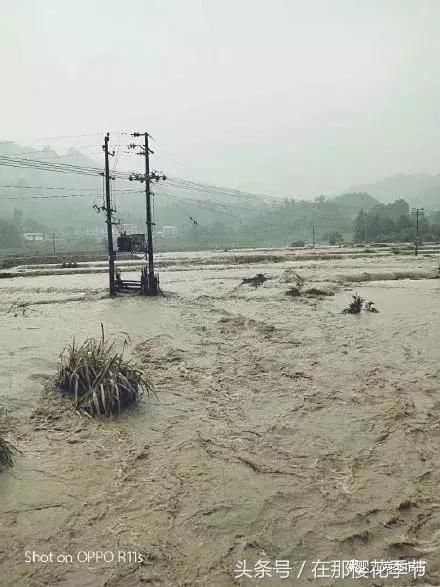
[56,325,153,417]
[342,293,364,314]
[0,435,15,471]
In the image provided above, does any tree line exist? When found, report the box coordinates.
[353,199,440,243]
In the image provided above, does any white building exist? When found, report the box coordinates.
[160,225,178,238]
[23,233,46,241]
[120,223,138,234]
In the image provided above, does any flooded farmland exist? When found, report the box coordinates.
[1,247,440,586]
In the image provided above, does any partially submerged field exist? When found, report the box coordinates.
[0,247,440,586]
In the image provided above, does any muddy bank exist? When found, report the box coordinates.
[1,253,440,586]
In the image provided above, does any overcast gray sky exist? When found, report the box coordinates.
[2,0,440,198]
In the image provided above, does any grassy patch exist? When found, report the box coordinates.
[342,294,364,314]
[343,294,380,314]
[240,273,268,287]
[0,435,15,471]
[56,326,153,417]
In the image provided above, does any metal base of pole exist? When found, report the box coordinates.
[140,268,159,296]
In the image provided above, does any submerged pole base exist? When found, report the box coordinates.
[141,270,159,296]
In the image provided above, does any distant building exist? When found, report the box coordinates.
[23,233,46,241]
[120,223,138,234]
[159,225,178,238]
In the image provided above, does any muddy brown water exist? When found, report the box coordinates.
[0,250,440,586]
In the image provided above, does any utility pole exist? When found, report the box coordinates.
[412,208,424,256]
[103,133,116,296]
[144,132,156,295]
[128,132,167,296]
[312,223,315,248]
[52,233,56,255]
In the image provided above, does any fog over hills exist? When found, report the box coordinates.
[1,140,439,247]
[350,173,440,209]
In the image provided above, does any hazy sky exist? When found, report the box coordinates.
[2,0,440,198]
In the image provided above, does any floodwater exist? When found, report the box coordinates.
[0,248,440,586]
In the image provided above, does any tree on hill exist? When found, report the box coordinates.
[23,217,49,233]
[353,209,368,242]
[353,198,440,243]
[0,220,21,248]
[331,192,380,214]
[369,198,409,221]
[323,230,343,245]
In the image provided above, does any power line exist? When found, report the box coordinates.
[0,154,286,204]
[157,190,310,232]
[158,192,259,229]
[0,158,102,178]
[0,154,136,181]
[0,184,144,193]
[0,184,101,191]
[158,192,299,241]
[0,193,97,200]
[0,154,102,172]
[30,132,110,141]
[165,178,281,203]
[0,145,105,159]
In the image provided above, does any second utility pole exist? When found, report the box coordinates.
[144,132,157,295]
[104,133,116,296]
[412,207,424,257]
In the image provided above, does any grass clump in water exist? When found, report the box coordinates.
[240,273,268,287]
[0,435,15,471]
[342,294,380,314]
[56,325,153,417]
[342,293,364,314]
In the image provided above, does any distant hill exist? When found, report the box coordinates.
[415,184,440,210]
[0,141,106,230]
[350,173,440,209]
[329,192,380,215]
[0,141,267,233]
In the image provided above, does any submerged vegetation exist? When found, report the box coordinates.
[284,269,305,296]
[240,273,268,287]
[56,326,153,417]
[342,294,364,314]
[0,435,15,471]
[364,300,379,313]
[343,294,380,314]
[7,298,32,317]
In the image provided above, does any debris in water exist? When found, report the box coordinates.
[56,324,154,417]
[7,298,32,317]
[365,300,379,313]
[342,294,364,314]
[240,273,268,287]
[304,287,334,297]
[282,269,305,295]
